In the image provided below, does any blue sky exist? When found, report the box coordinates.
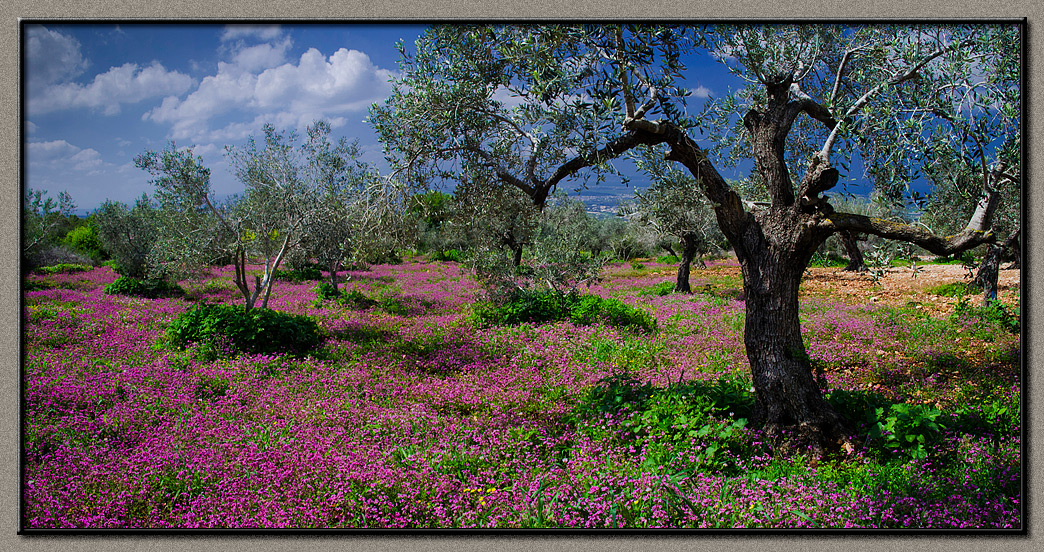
[23,22,755,214]
[24,23,425,212]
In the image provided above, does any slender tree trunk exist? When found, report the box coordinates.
[328,260,341,294]
[840,231,867,272]
[674,235,697,294]
[511,243,524,267]
[974,227,1019,305]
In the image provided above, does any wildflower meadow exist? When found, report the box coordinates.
[21,258,1021,530]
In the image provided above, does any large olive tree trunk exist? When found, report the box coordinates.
[740,244,851,447]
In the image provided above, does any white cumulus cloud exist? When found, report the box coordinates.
[29,60,195,116]
[221,24,284,42]
[25,25,88,88]
[146,46,394,143]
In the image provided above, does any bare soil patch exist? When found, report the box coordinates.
[687,261,1020,317]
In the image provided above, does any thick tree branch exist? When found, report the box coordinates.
[543,129,661,195]
[788,83,837,130]
[823,212,994,256]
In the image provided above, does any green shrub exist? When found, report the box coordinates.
[655,255,680,264]
[167,303,321,356]
[104,276,184,298]
[951,392,1021,436]
[378,296,412,316]
[871,403,943,460]
[274,264,324,282]
[953,295,1020,334]
[575,373,653,418]
[570,295,657,333]
[24,279,54,292]
[925,281,981,297]
[826,390,943,460]
[630,261,646,270]
[35,263,92,275]
[62,224,105,262]
[337,289,378,310]
[430,249,463,262]
[470,290,657,333]
[649,281,676,296]
[808,252,848,268]
[314,282,340,303]
[571,375,756,475]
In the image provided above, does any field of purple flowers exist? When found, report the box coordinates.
[22,259,1021,529]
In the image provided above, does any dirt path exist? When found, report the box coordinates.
[693,261,1021,317]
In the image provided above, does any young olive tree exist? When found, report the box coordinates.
[92,194,161,279]
[23,188,76,270]
[377,24,1020,452]
[630,149,726,293]
[297,120,413,292]
[138,121,398,311]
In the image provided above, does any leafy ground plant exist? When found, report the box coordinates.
[166,303,321,356]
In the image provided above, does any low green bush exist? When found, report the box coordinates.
[35,263,92,275]
[953,295,1020,334]
[24,279,55,292]
[470,290,656,333]
[62,224,106,263]
[430,249,463,262]
[925,281,981,297]
[808,253,848,268]
[104,276,184,298]
[274,264,325,282]
[167,303,321,356]
[571,374,757,475]
[338,289,379,310]
[638,281,675,297]
[825,389,944,460]
[313,282,340,303]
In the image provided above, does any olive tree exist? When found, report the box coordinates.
[376,23,1020,452]
[297,120,413,293]
[919,139,1021,302]
[22,188,76,270]
[92,194,160,279]
[369,26,687,265]
[630,149,726,292]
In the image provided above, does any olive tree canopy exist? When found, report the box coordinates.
[374,23,1021,452]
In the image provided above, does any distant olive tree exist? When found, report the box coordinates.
[630,150,726,293]
[297,120,413,293]
[92,194,161,279]
[23,188,76,270]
